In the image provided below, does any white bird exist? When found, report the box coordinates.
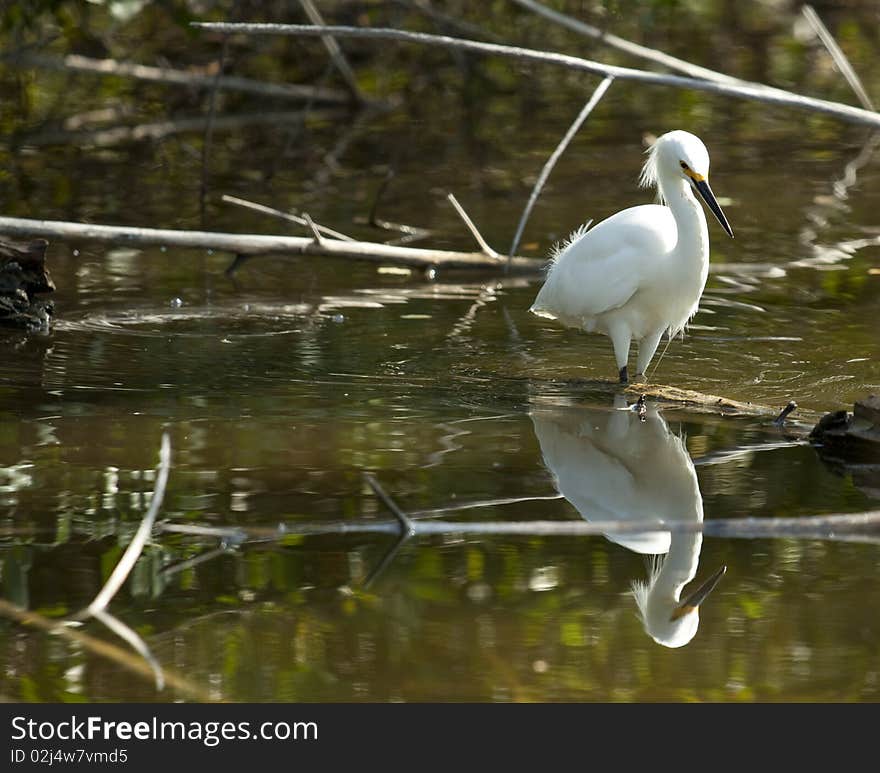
[530,130,734,384]
[530,399,725,648]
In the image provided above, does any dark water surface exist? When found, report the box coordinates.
[2,5,880,701]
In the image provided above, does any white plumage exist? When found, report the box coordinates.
[530,400,725,648]
[530,130,733,383]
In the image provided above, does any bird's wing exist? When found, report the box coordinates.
[531,205,674,326]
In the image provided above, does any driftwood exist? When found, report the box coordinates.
[624,383,796,419]
[191,23,880,129]
[0,215,542,272]
[0,237,54,330]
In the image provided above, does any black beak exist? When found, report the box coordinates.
[670,565,727,621]
[693,179,734,238]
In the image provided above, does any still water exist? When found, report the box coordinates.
[2,9,880,701]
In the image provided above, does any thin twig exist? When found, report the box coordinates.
[358,169,433,244]
[302,212,323,244]
[802,4,875,111]
[90,609,165,691]
[222,194,356,241]
[0,598,213,700]
[298,0,364,103]
[362,532,410,589]
[363,472,415,536]
[160,546,234,577]
[773,400,799,426]
[74,433,171,620]
[190,23,880,129]
[201,35,229,223]
[446,193,499,258]
[508,75,613,261]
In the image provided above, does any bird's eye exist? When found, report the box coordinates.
[680,161,689,170]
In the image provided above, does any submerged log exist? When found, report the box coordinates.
[624,383,799,420]
[0,237,55,330]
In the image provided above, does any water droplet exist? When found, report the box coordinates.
[170,297,183,308]
[332,314,345,323]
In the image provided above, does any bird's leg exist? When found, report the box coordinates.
[608,322,632,384]
[636,328,666,382]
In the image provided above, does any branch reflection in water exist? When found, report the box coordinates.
[530,398,725,648]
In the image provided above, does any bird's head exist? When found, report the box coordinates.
[633,562,727,648]
[640,130,734,238]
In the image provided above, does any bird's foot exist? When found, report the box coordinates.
[618,366,628,384]
[632,371,648,384]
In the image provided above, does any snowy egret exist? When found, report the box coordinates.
[530,399,725,648]
[530,130,734,383]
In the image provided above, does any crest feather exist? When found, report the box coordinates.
[638,139,666,205]
[630,554,665,622]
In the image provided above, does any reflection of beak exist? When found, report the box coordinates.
[670,565,727,621]
[693,178,734,238]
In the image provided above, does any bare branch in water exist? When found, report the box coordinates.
[302,212,324,245]
[0,599,212,700]
[801,5,875,111]
[298,0,365,103]
[190,23,880,129]
[363,473,415,536]
[446,193,499,259]
[90,610,165,691]
[157,508,880,544]
[222,195,356,241]
[75,433,171,620]
[200,35,229,224]
[0,216,541,272]
[508,75,613,261]
[357,169,433,245]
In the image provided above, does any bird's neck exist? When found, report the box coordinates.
[659,530,704,603]
[660,178,710,261]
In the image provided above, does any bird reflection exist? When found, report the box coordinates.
[530,399,724,648]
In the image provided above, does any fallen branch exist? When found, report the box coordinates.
[8,51,351,104]
[190,23,880,129]
[157,508,880,544]
[0,216,542,272]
